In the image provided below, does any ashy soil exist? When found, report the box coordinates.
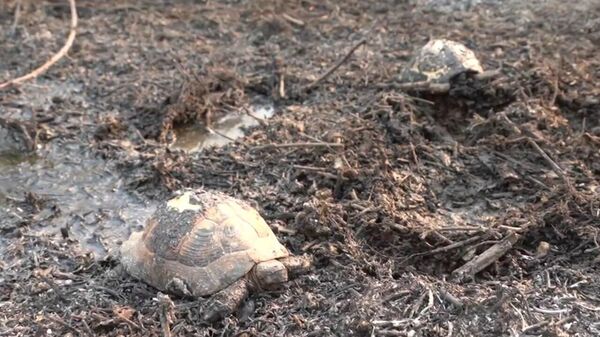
[1,0,600,336]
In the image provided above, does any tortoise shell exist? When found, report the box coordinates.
[399,39,483,84]
[119,189,289,296]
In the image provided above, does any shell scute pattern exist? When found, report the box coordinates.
[143,206,198,262]
[227,201,273,238]
[177,218,223,267]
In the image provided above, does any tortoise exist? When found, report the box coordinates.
[398,38,483,85]
[120,188,311,321]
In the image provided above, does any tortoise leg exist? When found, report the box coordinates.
[165,277,192,297]
[203,278,250,322]
[278,254,313,278]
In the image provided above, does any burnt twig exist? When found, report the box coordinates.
[526,137,572,189]
[46,314,85,336]
[303,39,366,92]
[452,232,520,282]
[501,112,577,195]
[439,288,464,309]
[11,0,22,33]
[253,142,344,150]
[399,234,484,265]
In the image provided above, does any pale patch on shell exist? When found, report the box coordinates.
[166,191,202,213]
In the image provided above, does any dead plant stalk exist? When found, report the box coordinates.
[303,38,367,92]
[0,0,78,90]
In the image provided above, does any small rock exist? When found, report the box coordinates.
[302,291,322,310]
[351,319,372,337]
[536,241,551,258]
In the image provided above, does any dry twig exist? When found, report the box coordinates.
[253,142,344,150]
[399,234,484,265]
[0,0,78,90]
[303,39,367,92]
[439,288,464,309]
[282,13,305,26]
[46,314,85,336]
[500,111,577,195]
[11,0,22,32]
[526,137,571,188]
[452,232,520,281]
[157,293,175,337]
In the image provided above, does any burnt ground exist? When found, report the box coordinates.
[1,0,600,336]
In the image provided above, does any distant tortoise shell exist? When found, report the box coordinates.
[399,39,483,84]
[120,189,289,296]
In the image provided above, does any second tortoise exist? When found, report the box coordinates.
[399,38,484,85]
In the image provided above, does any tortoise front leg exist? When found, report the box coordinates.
[165,277,193,297]
[278,254,313,278]
[203,278,250,322]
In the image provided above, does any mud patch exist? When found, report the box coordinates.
[0,141,154,257]
[2,80,86,115]
[0,117,36,154]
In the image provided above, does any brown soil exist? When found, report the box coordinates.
[1,0,600,336]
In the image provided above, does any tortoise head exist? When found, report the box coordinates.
[250,260,288,290]
[249,255,313,290]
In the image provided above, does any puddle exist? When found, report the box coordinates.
[172,105,274,152]
[0,141,155,258]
